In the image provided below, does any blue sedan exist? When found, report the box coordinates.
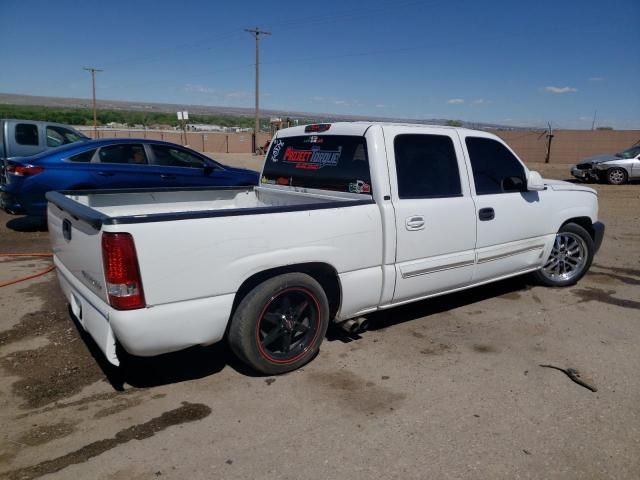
[0,138,259,216]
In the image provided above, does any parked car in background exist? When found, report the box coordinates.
[1,138,259,216]
[571,144,640,184]
[1,118,88,161]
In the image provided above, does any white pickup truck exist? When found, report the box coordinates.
[47,122,604,374]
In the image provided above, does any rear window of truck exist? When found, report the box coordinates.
[261,135,372,194]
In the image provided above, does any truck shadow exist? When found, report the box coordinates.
[81,277,533,390]
[327,276,532,342]
[67,307,255,391]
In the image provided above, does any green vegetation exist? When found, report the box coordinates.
[596,126,614,130]
[0,104,257,129]
[445,119,463,127]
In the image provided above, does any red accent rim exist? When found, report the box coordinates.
[255,287,322,364]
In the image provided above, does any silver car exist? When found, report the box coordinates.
[571,144,640,185]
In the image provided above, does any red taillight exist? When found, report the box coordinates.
[304,123,331,133]
[7,164,45,176]
[101,232,145,310]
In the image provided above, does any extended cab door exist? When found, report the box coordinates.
[459,132,553,281]
[384,126,477,304]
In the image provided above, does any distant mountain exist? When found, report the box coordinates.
[0,92,522,130]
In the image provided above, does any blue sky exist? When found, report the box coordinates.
[1,0,639,129]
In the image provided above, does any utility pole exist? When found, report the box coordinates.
[83,67,103,138]
[591,110,597,131]
[544,122,554,164]
[244,27,271,154]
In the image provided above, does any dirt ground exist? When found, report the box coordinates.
[1,160,639,480]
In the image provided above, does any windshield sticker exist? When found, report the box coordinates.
[282,145,342,170]
[304,135,324,144]
[261,175,275,185]
[270,140,285,162]
[348,180,371,194]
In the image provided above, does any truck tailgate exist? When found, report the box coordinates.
[48,204,109,304]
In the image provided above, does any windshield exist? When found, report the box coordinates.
[262,135,372,194]
[615,145,640,158]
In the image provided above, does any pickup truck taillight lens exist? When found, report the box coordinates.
[7,164,45,176]
[101,232,146,310]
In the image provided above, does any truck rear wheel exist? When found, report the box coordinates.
[228,273,329,375]
[533,222,594,287]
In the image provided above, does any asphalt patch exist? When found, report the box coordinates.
[3,402,211,480]
[0,281,104,409]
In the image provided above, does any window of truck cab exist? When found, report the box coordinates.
[262,135,371,194]
[465,137,526,195]
[394,134,462,199]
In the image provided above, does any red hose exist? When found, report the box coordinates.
[0,253,55,288]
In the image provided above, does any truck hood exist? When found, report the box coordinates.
[576,153,618,165]
[544,178,597,195]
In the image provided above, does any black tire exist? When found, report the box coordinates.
[228,273,330,375]
[532,222,594,287]
[606,167,628,185]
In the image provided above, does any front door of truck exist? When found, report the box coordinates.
[460,133,552,282]
[384,126,477,304]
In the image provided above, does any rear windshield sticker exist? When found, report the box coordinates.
[270,140,285,161]
[261,175,276,184]
[281,145,343,170]
[348,180,371,194]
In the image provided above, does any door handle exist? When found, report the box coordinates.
[478,207,495,221]
[97,171,114,177]
[405,215,425,231]
[160,174,175,180]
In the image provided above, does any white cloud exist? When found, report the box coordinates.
[447,98,464,104]
[545,86,577,94]
[375,104,385,108]
[225,91,248,98]
[185,83,216,94]
[578,116,592,121]
[472,99,489,105]
[310,96,325,102]
[334,100,348,105]
[588,77,604,82]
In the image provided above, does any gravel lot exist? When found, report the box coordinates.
[1,160,639,480]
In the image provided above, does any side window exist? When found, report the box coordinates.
[465,137,526,195]
[15,124,39,146]
[68,149,96,163]
[394,134,462,199]
[98,144,147,165]
[46,126,84,147]
[150,145,206,168]
[46,127,66,147]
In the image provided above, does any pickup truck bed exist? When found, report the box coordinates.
[49,186,370,224]
[47,184,379,365]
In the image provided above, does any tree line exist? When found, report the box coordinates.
[0,104,258,129]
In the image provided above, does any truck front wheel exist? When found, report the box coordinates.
[228,273,330,375]
[533,223,594,287]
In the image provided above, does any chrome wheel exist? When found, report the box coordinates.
[541,232,588,283]
[607,168,627,185]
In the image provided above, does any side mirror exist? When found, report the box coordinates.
[527,170,545,191]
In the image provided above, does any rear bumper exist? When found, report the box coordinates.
[593,221,605,254]
[55,257,234,365]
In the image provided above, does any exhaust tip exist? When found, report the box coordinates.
[340,319,358,334]
[355,317,370,332]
